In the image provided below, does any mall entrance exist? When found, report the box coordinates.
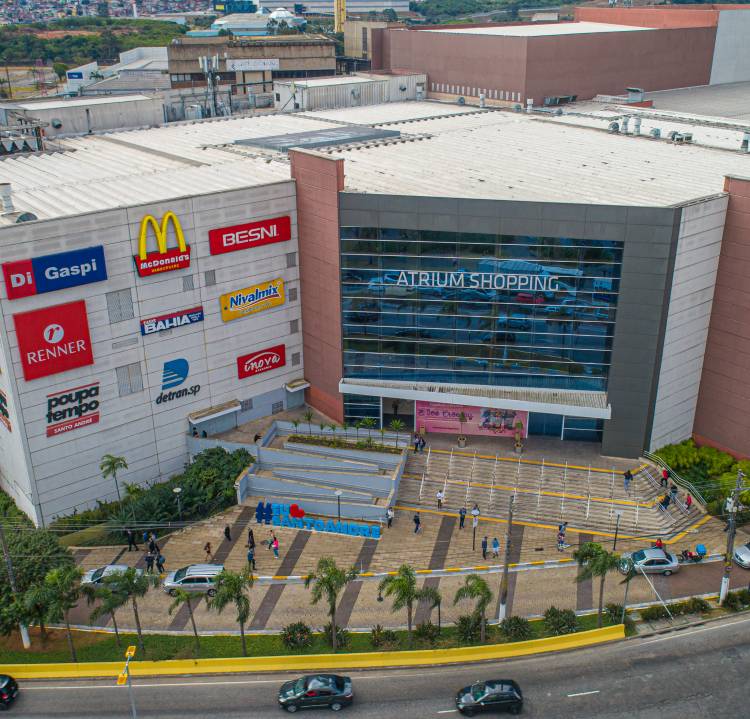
[381,396,415,430]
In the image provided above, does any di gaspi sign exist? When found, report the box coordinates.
[134,212,191,278]
[220,278,285,322]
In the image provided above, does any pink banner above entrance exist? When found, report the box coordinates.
[415,401,528,438]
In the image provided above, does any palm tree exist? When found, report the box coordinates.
[291,419,300,437]
[454,574,493,642]
[418,585,442,632]
[377,564,434,646]
[379,427,386,446]
[303,409,314,435]
[107,568,158,654]
[304,557,358,652]
[319,422,327,438]
[328,423,337,438]
[44,566,82,662]
[23,583,56,642]
[389,419,406,449]
[573,542,621,628]
[360,417,376,441]
[100,454,128,502]
[208,569,254,656]
[169,589,200,655]
[82,582,128,649]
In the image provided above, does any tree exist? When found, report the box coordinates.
[304,557,358,652]
[43,566,83,662]
[454,574,493,642]
[52,61,68,81]
[377,564,434,645]
[169,589,200,655]
[106,568,158,654]
[82,582,128,649]
[291,419,300,436]
[573,542,621,628]
[303,409,314,436]
[418,584,442,632]
[382,7,398,21]
[389,418,406,448]
[360,417,377,441]
[208,568,254,656]
[100,454,128,502]
[21,584,56,642]
[319,422,327,437]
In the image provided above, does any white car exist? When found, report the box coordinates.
[81,564,142,585]
[734,541,750,569]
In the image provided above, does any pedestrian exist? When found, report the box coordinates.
[660,468,669,488]
[436,489,445,509]
[413,433,420,453]
[204,541,213,561]
[557,531,566,552]
[125,528,138,552]
[669,484,678,501]
[253,433,262,443]
[685,494,693,511]
[459,506,467,529]
[148,537,159,555]
[481,536,488,560]
[386,506,394,529]
[558,521,568,534]
[224,525,232,542]
[201,430,208,438]
[247,528,255,550]
[418,435,426,453]
[156,553,166,574]
[660,494,670,510]
[145,552,155,573]
[471,504,480,522]
[142,530,149,545]
[492,537,500,558]
[653,537,664,550]
[271,534,279,559]
[192,426,198,437]
[623,469,632,494]
[247,547,256,570]
[413,512,421,534]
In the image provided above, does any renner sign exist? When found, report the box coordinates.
[13,300,94,381]
[237,344,286,379]
[395,271,560,292]
[208,216,291,256]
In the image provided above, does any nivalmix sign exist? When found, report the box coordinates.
[394,271,560,292]
[3,246,107,300]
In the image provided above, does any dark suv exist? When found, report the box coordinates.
[278,674,353,712]
[456,680,523,715]
[0,675,19,710]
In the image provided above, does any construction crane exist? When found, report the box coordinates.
[334,0,346,33]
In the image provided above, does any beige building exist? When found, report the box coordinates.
[343,19,403,60]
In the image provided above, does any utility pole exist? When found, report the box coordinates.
[497,495,515,622]
[0,523,30,649]
[719,469,746,604]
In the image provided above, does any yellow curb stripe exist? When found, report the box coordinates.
[667,513,713,543]
[0,627,625,679]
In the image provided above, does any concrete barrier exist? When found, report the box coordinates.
[1,626,624,679]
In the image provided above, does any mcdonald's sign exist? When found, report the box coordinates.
[133,212,191,278]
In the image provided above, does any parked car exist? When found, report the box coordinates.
[515,293,544,304]
[81,564,142,585]
[734,541,750,569]
[278,674,353,713]
[0,675,19,710]
[620,548,680,576]
[162,564,224,597]
[456,680,523,715]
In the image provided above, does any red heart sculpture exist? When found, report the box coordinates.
[289,503,305,519]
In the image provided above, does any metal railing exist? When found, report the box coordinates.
[643,451,707,508]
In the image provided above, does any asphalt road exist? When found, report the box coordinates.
[10,614,750,718]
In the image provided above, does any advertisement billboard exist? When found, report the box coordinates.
[140,306,204,335]
[237,344,286,379]
[220,279,285,322]
[46,382,100,437]
[208,215,291,256]
[156,358,200,404]
[3,245,107,300]
[415,401,528,438]
[0,390,10,432]
[13,300,94,381]
[134,212,191,277]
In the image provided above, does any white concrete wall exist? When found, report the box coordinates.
[709,10,750,85]
[649,196,728,451]
[0,181,303,524]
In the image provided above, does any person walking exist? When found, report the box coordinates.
[247,546,256,570]
[125,528,138,552]
[660,468,669,488]
[204,541,213,562]
[148,537,159,555]
[418,435,426,453]
[156,553,166,574]
[145,552,155,573]
[413,433,420,453]
[142,530,149,545]
[471,504,480,522]
[685,494,693,511]
[623,469,632,494]
[459,506,467,529]
[271,534,279,559]
[224,525,232,542]
[386,506,394,529]
[557,531,566,552]
[247,528,255,551]
[669,484,678,502]
[481,536,488,560]
[492,537,500,559]
[413,512,421,534]
[436,489,445,509]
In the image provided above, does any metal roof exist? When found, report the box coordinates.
[422,21,652,37]
[0,95,154,111]
[644,82,750,123]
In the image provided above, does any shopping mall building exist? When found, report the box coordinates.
[1,99,748,523]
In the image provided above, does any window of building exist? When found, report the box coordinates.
[362,27,369,56]
[286,252,297,268]
[290,319,299,334]
[115,362,143,397]
[271,401,284,414]
[182,275,195,292]
[205,269,216,286]
[106,289,134,324]
[241,398,253,412]
[292,352,301,366]
[289,287,298,302]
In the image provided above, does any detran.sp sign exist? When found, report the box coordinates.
[208,216,291,256]
[237,344,286,379]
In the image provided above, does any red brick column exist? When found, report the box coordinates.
[289,149,345,423]
[693,175,750,459]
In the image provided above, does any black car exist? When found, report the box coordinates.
[278,674,353,713]
[456,680,523,716]
[0,675,19,710]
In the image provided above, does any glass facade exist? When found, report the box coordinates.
[340,227,623,439]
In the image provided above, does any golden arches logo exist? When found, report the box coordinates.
[134,212,191,278]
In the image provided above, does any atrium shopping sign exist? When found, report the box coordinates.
[395,271,561,292]
[134,212,191,277]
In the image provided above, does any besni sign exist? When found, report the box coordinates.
[208,215,291,255]
[237,344,286,379]
[220,279,285,322]
[3,246,107,300]
[134,212,191,277]
[46,382,100,437]
[13,301,94,381]
[156,358,200,404]
[140,306,204,335]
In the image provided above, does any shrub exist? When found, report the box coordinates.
[683,597,711,614]
[737,588,750,605]
[498,615,532,642]
[414,621,440,644]
[323,622,349,649]
[604,603,624,625]
[639,604,670,621]
[281,621,313,650]
[543,606,578,636]
[722,591,749,612]
[455,613,481,644]
[370,624,399,648]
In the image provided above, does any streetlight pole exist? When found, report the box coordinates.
[335,489,342,522]
[173,487,182,522]
[612,509,623,551]
[720,469,746,604]
[497,495,515,621]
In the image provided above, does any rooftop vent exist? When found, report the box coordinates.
[650,128,661,139]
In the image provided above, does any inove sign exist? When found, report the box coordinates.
[3,246,107,300]
[208,216,291,255]
[220,279,285,322]
[237,344,286,379]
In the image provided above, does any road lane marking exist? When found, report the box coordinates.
[567,690,600,697]
[637,615,750,646]
[437,710,458,714]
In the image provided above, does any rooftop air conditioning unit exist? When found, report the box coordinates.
[650,128,661,139]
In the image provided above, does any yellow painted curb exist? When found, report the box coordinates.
[1,626,624,680]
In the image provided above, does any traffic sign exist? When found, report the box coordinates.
[125,645,136,658]
[117,673,128,686]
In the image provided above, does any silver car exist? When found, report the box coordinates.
[734,541,750,569]
[81,564,142,585]
[620,548,680,576]
[162,564,224,596]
